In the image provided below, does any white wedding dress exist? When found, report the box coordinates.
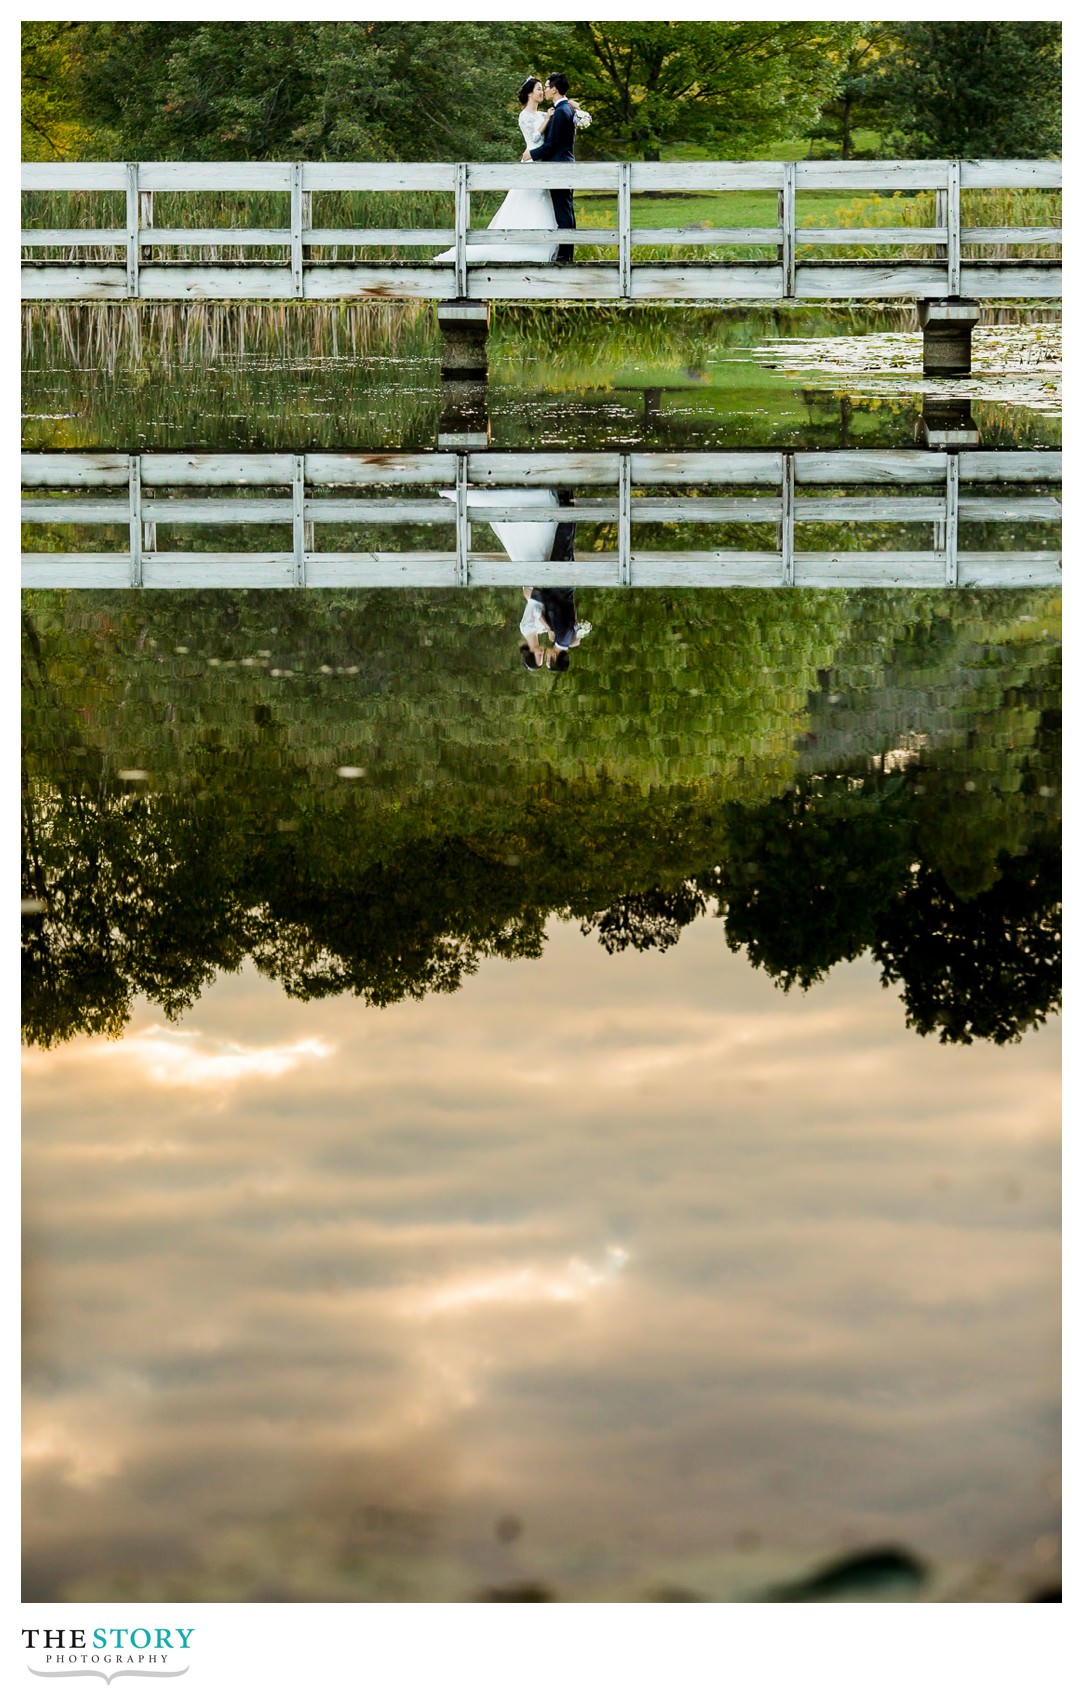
[440,486,560,561]
[434,109,558,264]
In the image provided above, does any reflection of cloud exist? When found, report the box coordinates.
[20,920,1060,1602]
[404,1246,629,1316]
[87,1024,334,1089]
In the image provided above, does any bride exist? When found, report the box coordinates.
[434,77,588,265]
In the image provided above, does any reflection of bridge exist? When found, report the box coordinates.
[22,159,1060,374]
[22,448,1061,590]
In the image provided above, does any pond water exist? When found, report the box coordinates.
[21,304,1061,1604]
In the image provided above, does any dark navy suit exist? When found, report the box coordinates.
[529,99,576,262]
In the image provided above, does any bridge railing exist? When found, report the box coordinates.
[21,159,1061,302]
[22,448,1061,589]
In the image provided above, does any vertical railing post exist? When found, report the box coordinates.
[781,453,795,585]
[618,163,631,299]
[947,160,961,296]
[139,187,154,259]
[125,162,140,298]
[128,455,142,586]
[301,187,312,268]
[293,455,306,585]
[945,456,959,586]
[291,162,304,297]
[455,163,469,298]
[618,456,631,584]
[934,186,947,265]
[782,162,797,300]
[455,454,469,585]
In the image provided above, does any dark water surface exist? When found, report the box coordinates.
[21,587,1061,1600]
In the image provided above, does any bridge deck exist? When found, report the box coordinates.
[22,158,1061,303]
[22,450,1062,590]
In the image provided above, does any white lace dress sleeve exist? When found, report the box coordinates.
[519,110,544,151]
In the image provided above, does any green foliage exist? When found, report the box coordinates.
[806,27,898,160]
[70,20,543,161]
[879,22,1061,159]
[22,589,1060,1049]
[535,22,858,160]
[21,21,104,159]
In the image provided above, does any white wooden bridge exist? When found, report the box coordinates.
[21,449,1061,590]
[21,159,1060,304]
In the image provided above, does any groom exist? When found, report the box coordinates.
[524,73,577,264]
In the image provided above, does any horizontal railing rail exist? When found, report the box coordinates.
[21,158,1061,303]
[21,449,1061,590]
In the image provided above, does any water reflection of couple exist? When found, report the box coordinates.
[463,487,589,670]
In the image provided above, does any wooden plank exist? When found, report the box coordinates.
[467,163,619,191]
[21,265,129,300]
[304,265,456,300]
[963,226,1061,245]
[629,227,779,246]
[454,161,468,296]
[138,497,292,521]
[781,456,795,584]
[21,499,129,523]
[947,159,961,296]
[630,265,782,300]
[630,162,785,190]
[619,163,631,294]
[782,162,796,298]
[305,499,454,522]
[306,228,454,246]
[959,264,1062,297]
[468,453,621,486]
[467,502,615,522]
[128,456,142,586]
[21,229,129,247]
[959,496,1060,520]
[631,452,783,486]
[22,453,129,487]
[796,263,949,297]
[22,163,128,190]
[140,553,297,587]
[466,226,617,246]
[795,496,945,521]
[959,451,1061,482]
[633,498,779,521]
[961,161,1061,189]
[142,228,291,246]
[138,264,294,299]
[796,227,945,245]
[305,556,460,587]
[302,163,456,191]
[796,451,948,484]
[796,161,949,189]
[794,552,947,585]
[945,458,959,587]
[630,553,783,586]
[467,557,622,586]
[466,266,621,300]
[137,162,293,190]
[957,552,1060,586]
[140,454,294,486]
[22,554,133,587]
[126,163,140,297]
[307,452,456,485]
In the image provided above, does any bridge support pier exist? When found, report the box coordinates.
[916,298,980,377]
[437,377,491,451]
[916,396,980,450]
[437,299,490,381]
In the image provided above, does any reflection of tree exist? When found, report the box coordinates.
[21,588,1060,1047]
[876,838,1061,1044]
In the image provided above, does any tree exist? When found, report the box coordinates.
[535,22,857,160]
[806,26,898,159]
[21,21,100,159]
[879,22,1061,158]
[69,20,544,161]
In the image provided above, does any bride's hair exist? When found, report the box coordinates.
[517,77,541,106]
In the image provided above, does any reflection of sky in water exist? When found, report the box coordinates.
[22,918,1059,1603]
